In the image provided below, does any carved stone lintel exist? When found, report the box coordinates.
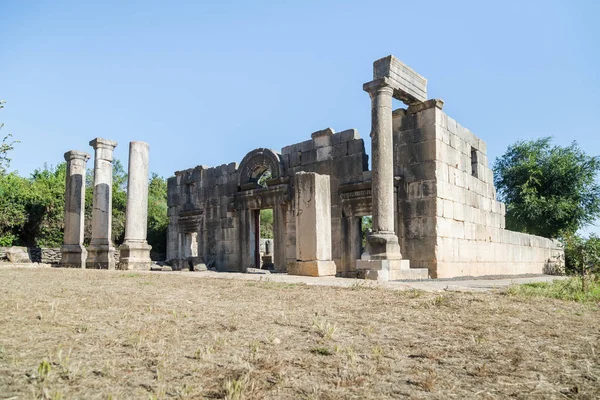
[406,99,445,115]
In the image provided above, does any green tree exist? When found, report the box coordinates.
[147,173,168,254]
[493,137,600,238]
[24,163,67,247]
[0,163,66,247]
[260,209,273,239]
[0,100,19,174]
[0,173,30,245]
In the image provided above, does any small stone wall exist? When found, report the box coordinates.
[0,247,171,265]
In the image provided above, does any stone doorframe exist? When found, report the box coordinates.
[339,179,403,277]
[234,148,291,272]
[174,208,204,270]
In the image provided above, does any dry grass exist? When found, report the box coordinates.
[0,268,599,399]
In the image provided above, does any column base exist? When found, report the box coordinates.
[287,260,337,277]
[60,244,87,268]
[366,232,402,260]
[118,240,152,271]
[87,242,116,270]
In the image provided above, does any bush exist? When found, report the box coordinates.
[562,233,600,277]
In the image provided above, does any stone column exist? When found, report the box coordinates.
[365,80,402,259]
[60,150,90,268]
[119,141,152,270]
[287,172,336,277]
[356,80,404,280]
[87,138,117,269]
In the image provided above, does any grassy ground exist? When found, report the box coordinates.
[508,276,600,303]
[0,268,599,399]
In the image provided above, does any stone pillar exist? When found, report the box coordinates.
[119,141,152,270]
[87,138,117,269]
[356,81,404,280]
[287,172,336,277]
[60,150,90,268]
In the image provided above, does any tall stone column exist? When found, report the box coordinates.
[364,80,402,259]
[60,150,91,268]
[356,80,404,280]
[119,141,152,270]
[87,138,118,269]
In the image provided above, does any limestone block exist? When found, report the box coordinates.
[435,198,444,217]
[7,247,31,263]
[419,124,437,142]
[415,140,436,162]
[478,138,488,155]
[339,129,360,142]
[347,139,365,155]
[287,260,336,277]
[294,172,332,262]
[416,108,437,127]
[453,201,465,222]
[447,118,457,135]
[407,181,422,199]
[313,135,332,149]
[289,151,301,167]
[281,143,299,155]
[316,146,333,162]
[403,160,436,182]
[442,199,453,219]
[300,150,316,166]
[435,161,449,182]
[463,222,476,240]
[333,142,348,158]
[371,55,427,104]
[300,140,313,153]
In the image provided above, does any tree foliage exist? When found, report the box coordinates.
[260,209,273,239]
[493,138,600,238]
[0,100,19,174]
[0,157,168,255]
[147,173,168,254]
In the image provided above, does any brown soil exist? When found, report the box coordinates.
[0,268,599,399]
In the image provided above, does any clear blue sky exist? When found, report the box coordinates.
[2,0,599,232]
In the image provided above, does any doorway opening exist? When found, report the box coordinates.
[251,208,274,269]
[360,215,372,256]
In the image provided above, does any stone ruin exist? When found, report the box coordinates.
[166,55,563,280]
[60,139,152,270]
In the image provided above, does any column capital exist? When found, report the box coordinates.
[89,137,118,151]
[64,150,91,162]
[363,77,395,95]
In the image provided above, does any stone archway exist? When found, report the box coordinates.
[238,148,285,189]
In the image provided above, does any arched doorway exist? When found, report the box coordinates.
[235,148,291,272]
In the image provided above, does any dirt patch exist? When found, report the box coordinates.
[1,268,599,399]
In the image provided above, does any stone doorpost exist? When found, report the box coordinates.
[287,172,336,276]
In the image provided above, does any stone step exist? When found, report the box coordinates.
[390,268,429,281]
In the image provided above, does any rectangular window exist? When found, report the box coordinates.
[471,147,478,178]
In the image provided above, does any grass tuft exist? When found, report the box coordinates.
[508,277,600,302]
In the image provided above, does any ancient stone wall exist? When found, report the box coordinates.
[166,128,369,274]
[393,103,562,278]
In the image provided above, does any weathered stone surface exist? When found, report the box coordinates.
[371,55,427,105]
[164,55,563,280]
[7,247,31,263]
[119,142,152,271]
[287,260,336,277]
[87,138,117,270]
[60,150,90,268]
[294,172,332,262]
